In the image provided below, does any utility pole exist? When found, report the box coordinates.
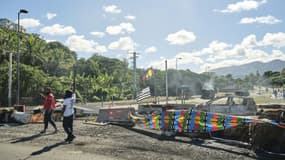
[16,11,20,105]
[73,64,76,92]
[130,51,138,100]
[8,52,13,106]
[175,57,182,104]
[153,72,157,103]
[165,60,168,104]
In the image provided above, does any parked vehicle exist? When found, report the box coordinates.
[201,89,215,99]
[196,95,257,116]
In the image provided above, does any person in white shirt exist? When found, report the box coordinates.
[62,90,75,143]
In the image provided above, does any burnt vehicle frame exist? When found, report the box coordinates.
[197,95,257,116]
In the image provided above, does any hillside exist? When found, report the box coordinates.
[210,60,285,77]
[0,24,207,106]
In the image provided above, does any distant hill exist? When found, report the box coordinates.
[210,60,285,77]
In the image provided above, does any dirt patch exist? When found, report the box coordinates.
[0,120,280,160]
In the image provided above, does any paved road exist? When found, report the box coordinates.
[0,142,115,160]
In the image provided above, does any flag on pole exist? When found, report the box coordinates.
[141,68,154,81]
[136,86,151,102]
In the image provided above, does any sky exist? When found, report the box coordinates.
[1,0,285,73]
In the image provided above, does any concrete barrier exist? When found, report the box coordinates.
[14,105,25,112]
[138,104,194,114]
[96,107,135,125]
[11,111,31,124]
[30,113,44,123]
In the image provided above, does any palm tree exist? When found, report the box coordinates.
[22,34,46,66]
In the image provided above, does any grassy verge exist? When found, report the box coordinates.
[252,95,285,104]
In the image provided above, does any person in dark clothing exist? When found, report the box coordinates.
[62,90,75,143]
[40,87,57,134]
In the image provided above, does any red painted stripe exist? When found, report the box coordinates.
[164,111,169,129]
[152,113,156,129]
[194,111,200,131]
[178,110,185,132]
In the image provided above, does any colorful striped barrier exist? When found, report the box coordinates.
[129,109,285,133]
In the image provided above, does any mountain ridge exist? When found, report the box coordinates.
[210,59,285,77]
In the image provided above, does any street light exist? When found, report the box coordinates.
[175,57,182,104]
[176,57,182,71]
[16,9,28,104]
[205,66,210,75]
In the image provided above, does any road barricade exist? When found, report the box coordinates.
[96,107,135,126]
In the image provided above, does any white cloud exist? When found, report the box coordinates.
[106,22,135,35]
[218,0,267,13]
[40,24,76,36]
[204,44,247,63]
[95,45,108,53]
[145,46,157,53]
[206,55,226,63]
[150,52,203,70]
[264,50,285,62]
[103,5,122,14]
[175,52,204,65]
[148,60,165,70]
[261,32,285,48]
[197,32,285,71]
[120,23,135,33]
[152,32,285,72]
[46,12,57,20]
[244,48,268,59]
[145,32,285,72]
[20,18,40,28]
[189,41,232,58]
[239,32,285,48]
[65,35,107,53]
[202,60,247,72]
[125,15,136,20]
[108,36,135,51]
[241,34,259,48]
[230,45,247,57]
[106,25,122,35]
[272,50,285,58]
[200,32,285,64]
[207,53,230,62]
[191,38,261,65]
[166,30,196,45]
[209,41,232,51]
[46,39,57,43]
[90,31,105,38]
[240,15,281,24]
[203,49,285,72]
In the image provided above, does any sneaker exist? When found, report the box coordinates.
[40,130,46,134]
[67,135,76,143]
[70,135,76,141]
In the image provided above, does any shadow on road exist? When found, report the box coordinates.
[126,126,285,160]
[10,132,55,143]
[31,141,66,156]
[125,127,258,159]
[20,141,67,160]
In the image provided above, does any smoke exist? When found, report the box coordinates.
[168,70,182,89]
[202,78,215,90]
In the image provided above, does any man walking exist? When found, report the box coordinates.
[62,90,75,143]
[41,87,57,133]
